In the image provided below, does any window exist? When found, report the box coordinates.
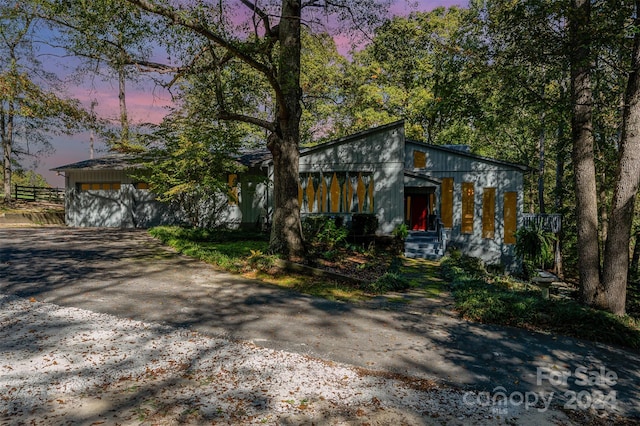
[504,192,517,244]
[78,182,121,191]
[441,177,454,228]
[482,188,496,239]
[461,182,474,234]
[299,172,373,214]
[413,150,426,168]
[228,174,238,205]
[134,182,149,190]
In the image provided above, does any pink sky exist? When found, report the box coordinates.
[40,0,467,187]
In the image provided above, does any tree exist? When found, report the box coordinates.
[599,0,640,315]
[569,0,601,305]
[37,0,163,149]
[1,2,86,203]
[115,0,387,260]
[339,7,476,142]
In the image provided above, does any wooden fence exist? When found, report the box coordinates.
[13,184,65,203]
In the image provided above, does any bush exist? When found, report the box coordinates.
[350,213,378,236]
[392,223,409,240]
[302,216,348,249]
[515,224,556,280]
[367,272,411,293]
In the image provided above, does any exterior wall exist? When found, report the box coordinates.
[236,167,270,229]
[298,122,406,234]
[64,170,180,228]
[406,141,525,269]
[63,168,265,229]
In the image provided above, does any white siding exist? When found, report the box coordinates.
[299,122,405,233]
[407,141,525,269]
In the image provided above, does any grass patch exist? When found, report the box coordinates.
[149,226,270,273]
[149,226,374,302]
[149,226,449,303]
[400,258,445,298]
[443,255,640,351]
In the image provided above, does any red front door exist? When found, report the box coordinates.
[411,195,428,231]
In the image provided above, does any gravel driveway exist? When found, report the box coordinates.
[0,227,638,424]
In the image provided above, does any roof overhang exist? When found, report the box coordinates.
[404,170,441,186]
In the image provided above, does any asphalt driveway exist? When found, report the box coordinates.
[0,227,638,419]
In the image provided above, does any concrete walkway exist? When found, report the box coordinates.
[0,227,638,419]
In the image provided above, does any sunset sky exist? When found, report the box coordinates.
[37,0,466,187]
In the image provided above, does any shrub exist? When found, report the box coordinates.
[303,216,348,249]
[515,224,555,279]
[367,272,411,293]
[350,213,378,236]
[392,223,409,240]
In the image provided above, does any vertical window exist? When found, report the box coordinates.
[330,173,341,212]
[482,188,496,239]
[461,182,474,234]
[504,192,517,244]
[441,177,454,228]
[228,174,238,205]
[413,150,426,168]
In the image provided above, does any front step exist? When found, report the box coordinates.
[404,231,444,260]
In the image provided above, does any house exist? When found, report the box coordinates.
[52,121,528,268]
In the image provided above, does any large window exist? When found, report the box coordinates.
[461,182,474,234]
[482,188,496,239]
[504,192,517,244]
[441,177,454,228]
[298,172,373,214]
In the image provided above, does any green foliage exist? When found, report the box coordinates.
[392,223,409,240]
[514,224,555,278]
[442,252,640,351]
[367,272,411,293]
[302,216,348,250]
[138,113,246,228]
[149,226,269,272]
[11,170,50,188]
[350,213,378,236]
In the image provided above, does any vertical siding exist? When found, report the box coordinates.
[299,123,405,233]
[406,141,525,268]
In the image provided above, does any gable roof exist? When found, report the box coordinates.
[299,120,405,157]
[51,154,144,172]
[406,139,531,172]
[404,170,441,185]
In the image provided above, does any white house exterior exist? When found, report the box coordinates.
[52,121,529,267]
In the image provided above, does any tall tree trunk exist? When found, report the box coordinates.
[630,225,640,282]
[570,0,602,305]
[538,111,546,214]
[118,58,129,144]
[554,121,566,278]
[601,1,640,316]
[2,103,13,204]
[268,0,304,260]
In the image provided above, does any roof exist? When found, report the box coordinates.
[404,170,441,185]
[300,120,405,157]
[406,139,531,172]
[237,148,272,167]
[51,154,145,172]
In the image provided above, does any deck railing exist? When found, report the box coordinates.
[522,213,562,233]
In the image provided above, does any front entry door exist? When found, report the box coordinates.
[411,195,428,231]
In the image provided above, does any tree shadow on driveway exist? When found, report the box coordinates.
[0,227,639,419]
